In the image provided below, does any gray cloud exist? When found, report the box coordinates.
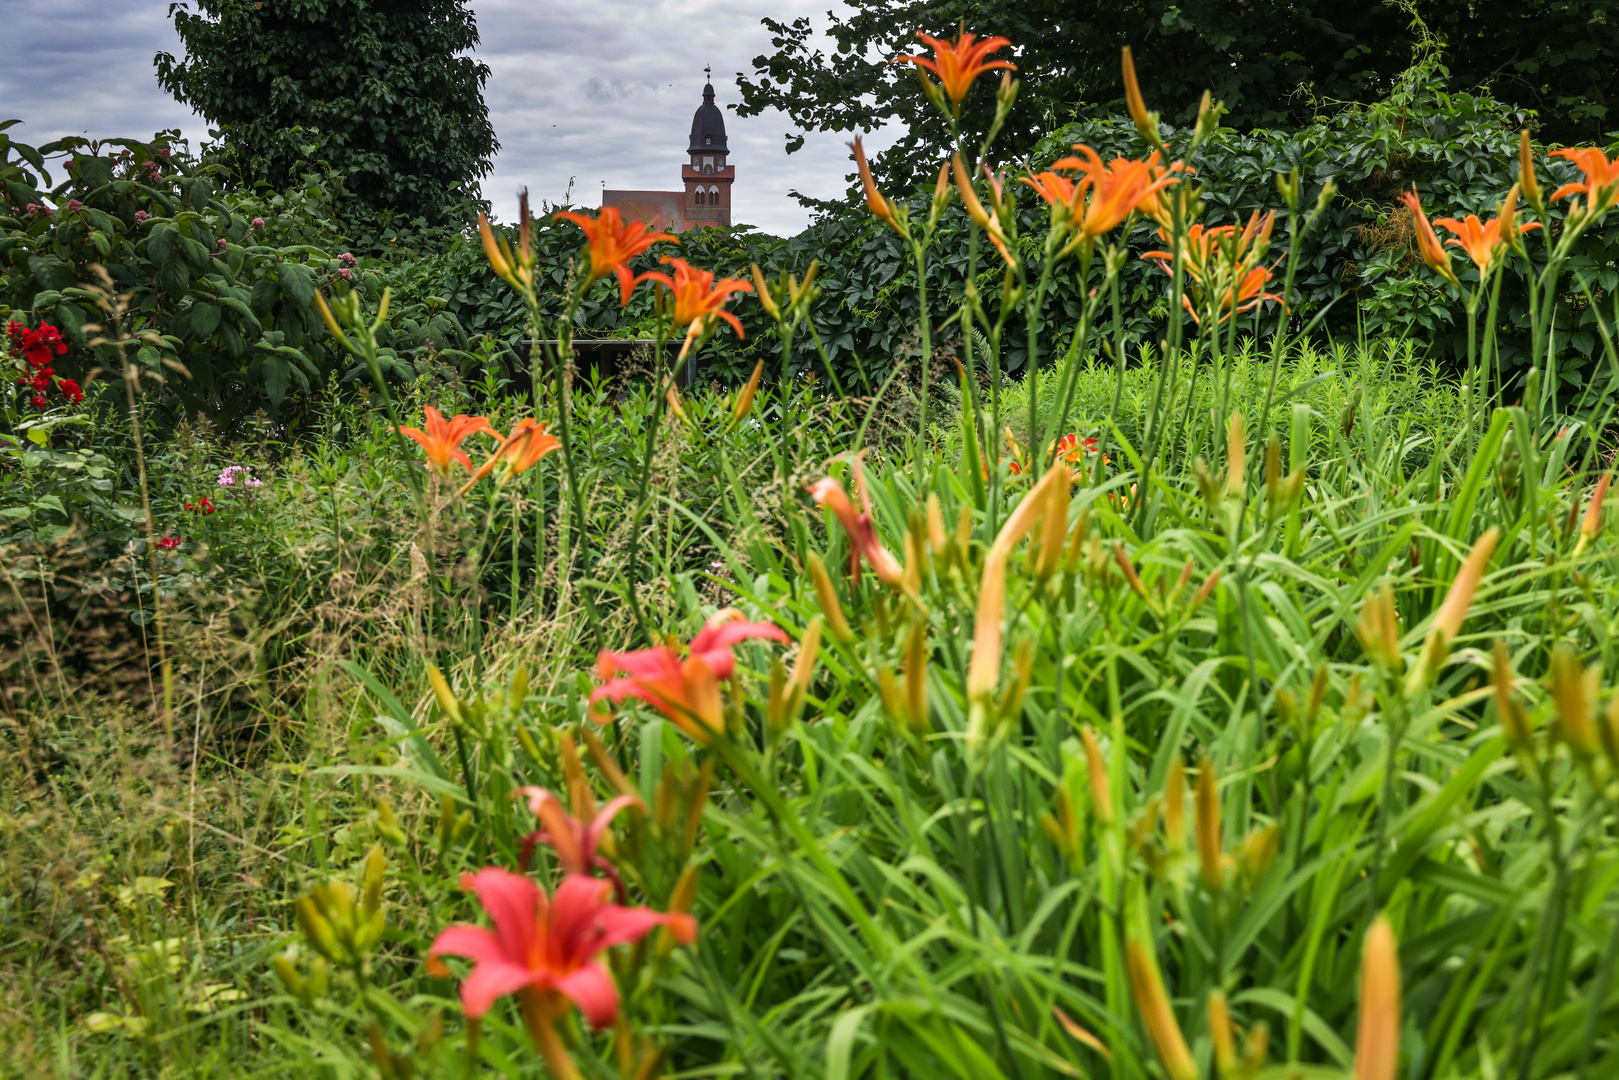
[0,0,902,236]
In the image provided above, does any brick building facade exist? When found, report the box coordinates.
[602,79,733,233]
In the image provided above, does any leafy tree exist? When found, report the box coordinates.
[738,0,1619,197]
[1423,0,1619,145]
[737,0,1413,196]
[155,0,498,229]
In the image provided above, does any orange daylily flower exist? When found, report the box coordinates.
[398,407,495,475]
[1200,265,1285,324]
[808,464,906,589]
[895,29,1016,105]
[1053,146,1183,243]
[1020,170,1089,231]
[462,419,561,492]
[1550,146,1619,218]
[1143,222,1240,285]
[628,257,753,337]
[1399,190,1459,284]
[553,207,677,304]
[1432,199,1541,275]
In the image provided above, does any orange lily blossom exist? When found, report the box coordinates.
[1052,146,1182,241]
[1202,265,1284,325]
[626,257,753,337]
[808,463,906,588]
[895,29,1016,105]
[462,419,560,492]
[398,407,495,475]
[1399,190,1459,284]
[1550,147,1619,217]
[1432,204,1541,275]
[553,206,677,303]
[1020,170,1089,231]
[590,609,788,743]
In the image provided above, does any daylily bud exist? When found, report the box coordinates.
[1036,473,1070,580]
[994,70,1018,123]
[926,494,948,557]
[314,292,352,352]
[478,211,518,286]
[1357,585,1401,671]
[1519,130,1543,212]
[1120,47,1163,149]
[1114,544,1147,599]
[1192,91,1222,147]
[1208,991,1236,1075]
[1195,458,1220,510]
[1354,916,1401,1080]
[904,619,929,734]
[1408,528,1498,694]
[1226,412,1246,496]
[427,664,462,724]
[850,136,902,234]
[1196,758,1223,892]
[1574,471,1610,555]
[1238,825,1279,881]
[751,264,780,321]
[1163,757,1186,855]
[1277,166,1301,213]
[1081,725,1113,826]
[375,798,406,847]
[806,552,854,645]
[1041,786,1079,856]
[1491,641,1533,749]
[930,161,951,225]
[729,359,764,429]
[1125,939,1197,1080]
[1549,644,1600,757]
[1190,568,1222,610]
[953,152,1016,267]
[777,617,823,732]
[517,189,532,265]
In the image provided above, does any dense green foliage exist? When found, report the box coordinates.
[740,0,1619,194]
[0,128,478,429]
[155,0,497,230]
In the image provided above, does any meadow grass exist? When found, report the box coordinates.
[3,335,1616,1079]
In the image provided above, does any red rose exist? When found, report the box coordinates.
[30,395,46,408]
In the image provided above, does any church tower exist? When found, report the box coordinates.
[682,75,733,227]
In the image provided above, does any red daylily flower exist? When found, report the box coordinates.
[591,609,788,742]
[808,464,906,588]
[895,29,1016,105]
[428,869,695,1077]
[397,407,496,475]
[516,786,643,899]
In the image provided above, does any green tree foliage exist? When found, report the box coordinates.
[154,0,498,229]
[739,0,1619,195]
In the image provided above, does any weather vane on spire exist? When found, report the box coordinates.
[704,65,712,80]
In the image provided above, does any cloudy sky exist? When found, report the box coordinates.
[0,0,901,237]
